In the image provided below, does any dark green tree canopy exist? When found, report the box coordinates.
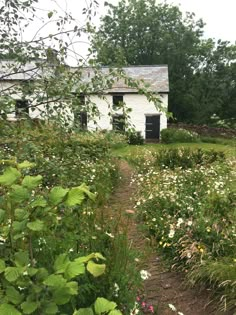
[93,0,236,124]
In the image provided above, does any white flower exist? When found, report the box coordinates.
[168,304,177,312]
[140,269,151,280]
[178,312,184,315]
[168,229,175,238]
[176,218,183,227]
[187,220,192,226]
[105,232,114,238]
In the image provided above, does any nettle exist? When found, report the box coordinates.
[0,161,121,315]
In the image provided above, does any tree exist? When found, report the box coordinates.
[93,0,236,124]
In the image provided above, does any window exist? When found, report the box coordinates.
[112,115,125,132]
[79,112,87,130]
[112,95,123,110]
[15,100,29,118]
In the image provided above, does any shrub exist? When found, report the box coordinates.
[126,131,144,145]
[161,128,200,144]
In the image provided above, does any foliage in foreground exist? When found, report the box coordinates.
[0,122,144,314]
[131,148,236,312]
[0,162,122,315]
[160,128,200,144]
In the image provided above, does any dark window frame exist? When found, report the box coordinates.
[112,94,124,110]
[112,114,125,132]
[15,99,29,118]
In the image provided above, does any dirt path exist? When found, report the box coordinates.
[108,160,233,315]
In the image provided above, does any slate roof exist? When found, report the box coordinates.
[0,61,169,93]
[82,65,169,93]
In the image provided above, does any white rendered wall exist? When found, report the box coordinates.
[87,94,168,139]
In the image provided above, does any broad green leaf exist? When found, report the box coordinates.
[64,261,85,280]
[65,187,85,206]
[0,209,5,223]
[109,310,122,315]
[5,267,20,282]
[52,287,71,305]
[36,268,48,281]
[87,261,106,277]
[18,161,35,169]
[21,301,38,314]
[13,220,27,233]
[15,251,29,267]
[44,302,58,314]
[49,187,69,206]
[74,308,94,315]
[0,303,21,315]
[54,254,70,273]
[94,298,117,315]
[27,219,44,231]
[65,281,78,295]
[78,183,96,201]
[0,167,21,186]
[44,274,67,287]
[0,259,6,273]
[30,197,47,208]
[27,267,38,277]
[14,209,29,221]
[6,286,23,305]
[10,185,30,203]
[75,253,106,264]
[22,175,42,189]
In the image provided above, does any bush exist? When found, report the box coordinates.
[126,131,144,145]
[161,128,200,144]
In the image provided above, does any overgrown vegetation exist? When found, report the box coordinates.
[130,147,236,312]
[0,121,143,315]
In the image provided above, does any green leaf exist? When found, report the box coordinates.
[13,220,27,234]
[0,167,21,186]
[54,254,70,274]
[18,161,35,169]
[65,281,78,295]
[21,301,38,314]
[30,197,47,208]
[75,253,106,264]
[5,267,20,282]
[44,302,58,314]
[109,311,122,315]
[0,209,5,223]
[10,185,30,203]
[87,261,106,277]
[64,261,85,280]
[65,187,85,206]
[49,187,69,206]
[0,259,6,273]
[22,175,42,189]
[15,251,29,267]
[44,274,67,287]
[0,303,21,315]
[94,298,117,315]
[14,209,29,221]
[48,11,53,18]
[27,219,44,231]
[52,287,71,305]
[6,286,23,305]
[78,183,96,201]
[73,308,94,315]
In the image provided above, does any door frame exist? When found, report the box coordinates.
[145,114,161,140]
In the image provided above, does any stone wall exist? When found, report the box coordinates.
[168,123,236,138]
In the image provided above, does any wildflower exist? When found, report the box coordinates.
[177,218,183,227]
[140,269,151,280]
[105,232,114,238]
[168,229,175,238]
[149,305,154,313]
[168,304,177,312]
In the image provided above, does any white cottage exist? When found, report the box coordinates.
[0,62,169,140]
[82,65,169,140]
